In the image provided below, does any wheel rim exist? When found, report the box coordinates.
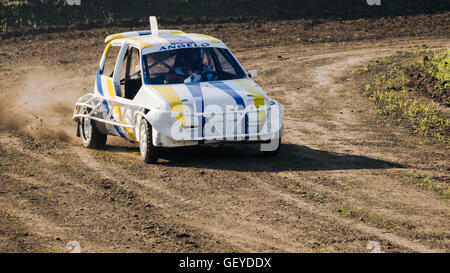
[81,112,91,143]
[139,122,147,158]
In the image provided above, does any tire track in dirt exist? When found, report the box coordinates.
[1,133,238,252]
[82,144,419,252]
[73,146,306,252]
[0,135,116,252]
[74,146,243,252]
[258,180,438,253]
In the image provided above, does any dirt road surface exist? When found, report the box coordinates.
[0,16,449,252]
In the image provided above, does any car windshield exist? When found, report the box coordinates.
[142,47,246,84]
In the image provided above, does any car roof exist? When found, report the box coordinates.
[105,30,223,49]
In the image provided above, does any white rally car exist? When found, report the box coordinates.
[73,17,283,163]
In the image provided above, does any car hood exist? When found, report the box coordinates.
[145,78,267,114]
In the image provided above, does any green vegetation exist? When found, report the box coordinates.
[362,48,450,145]
[405,171,450,199]
[336,203,404,230]
[1,0,449,33]
[427,48,450,93]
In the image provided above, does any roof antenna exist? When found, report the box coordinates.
[149,16,159,36]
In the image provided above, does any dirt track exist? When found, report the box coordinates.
[0,16,449,252]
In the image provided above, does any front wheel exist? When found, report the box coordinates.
[139,119,160,164]
[261,137,281,157]
[79,110,107,149]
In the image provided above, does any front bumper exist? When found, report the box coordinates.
[147,103,284,147]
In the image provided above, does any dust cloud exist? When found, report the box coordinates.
[0,66,92,143]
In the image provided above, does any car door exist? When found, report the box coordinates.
[96,42,138,142]
[118,46,143,100]
[97,42,124,98]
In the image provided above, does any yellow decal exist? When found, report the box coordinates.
[106,77,115,98]
[258,109,267,133]
[106,77,138,142]
[235,79,266,132]
[190,33,221,43]
[126,37,152,48]
[151,85,186,126]
[104,34,124,44]
[103,43,112,57]
[235,79,265,108]
[123,121,138,142]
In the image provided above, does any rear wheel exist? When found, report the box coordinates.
[261,137,281,157]
[79,110,107,149]
[139,119,160,164]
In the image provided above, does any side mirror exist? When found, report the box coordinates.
[248,70,257,79]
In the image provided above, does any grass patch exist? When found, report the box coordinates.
[336,203,409,230]
[278,171,329,203]
[427,48,450,99]
[362,48,450,145]
[405,171,450,199]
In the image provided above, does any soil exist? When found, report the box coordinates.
[0,13,449,253]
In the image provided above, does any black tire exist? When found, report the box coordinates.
[261,137,281,157]
[79,110,107,149]
[139,119,160,164]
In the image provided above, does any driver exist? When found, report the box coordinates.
[165,48,216,84]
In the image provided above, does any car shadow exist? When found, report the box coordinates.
[150,143,403,172]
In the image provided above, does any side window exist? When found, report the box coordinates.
[120,46,143,100]
[144,51,176,84]
[120,47,141,80]
[213,48,234,74]
[129,47,141,80]
[103,45,121,77]
[120,49,129,81]
[210,48,246,80]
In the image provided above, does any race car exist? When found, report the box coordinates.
[73,17,284,163]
